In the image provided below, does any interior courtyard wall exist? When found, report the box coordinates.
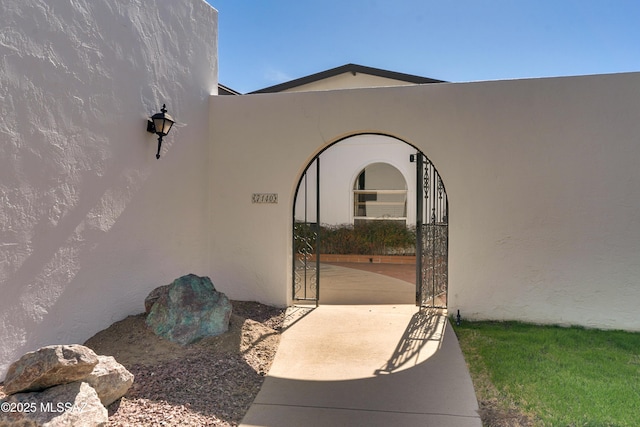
[0,0,217,378]
[210,72,640,330]
[294,135,417,226]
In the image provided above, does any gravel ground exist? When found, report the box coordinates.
[1,301,286,427]
[0,299,530,426]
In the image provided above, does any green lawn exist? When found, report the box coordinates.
[453,321,640,426]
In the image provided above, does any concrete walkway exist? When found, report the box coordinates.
[318,263,415,305]
[240,303,481,426]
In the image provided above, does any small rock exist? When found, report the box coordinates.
[144,284,169,314]
[0,381,107,426]
[84,355,134,407]
[145,274,232,345]
[3,345,98,395]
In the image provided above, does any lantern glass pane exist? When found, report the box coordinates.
[161,119,174,134]
[153,117,164,135]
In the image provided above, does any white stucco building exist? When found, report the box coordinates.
[0,0,217,378]
[2,0,640,379]
[254,64,446,228]
[292,134,418,227]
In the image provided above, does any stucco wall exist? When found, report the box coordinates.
[210,72,640,331]
[0,0,217,378]
[294,135,417,225]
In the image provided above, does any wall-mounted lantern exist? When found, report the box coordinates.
[146,104,175,159]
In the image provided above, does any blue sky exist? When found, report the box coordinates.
[207,1,640,94]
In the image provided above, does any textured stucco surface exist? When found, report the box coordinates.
[0,0,217,378]
[3,0,640,384]
[210,73,640,330]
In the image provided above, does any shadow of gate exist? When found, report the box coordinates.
[375,308,447,375]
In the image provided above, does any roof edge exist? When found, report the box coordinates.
[249,63,446,94]
[217,83,242,95]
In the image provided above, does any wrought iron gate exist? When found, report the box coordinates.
[292,157,320,305]
[413,153,449,309]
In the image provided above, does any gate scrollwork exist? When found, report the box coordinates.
[417,155,448,309]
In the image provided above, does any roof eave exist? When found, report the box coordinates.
[249,63,446,94]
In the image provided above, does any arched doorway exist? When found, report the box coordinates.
[292,134,448,309]
[353,163,408,226]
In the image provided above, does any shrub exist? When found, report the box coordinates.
[294,221,416,255]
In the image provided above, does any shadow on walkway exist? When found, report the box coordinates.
[375,308,446,375]
[241,305,480,427]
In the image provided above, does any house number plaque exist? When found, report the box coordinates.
[252,193,278,204]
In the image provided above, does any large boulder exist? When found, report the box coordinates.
[0,381,108,426]
[84,355,134,407]
[145,274,232,345]
[3,345,98,395]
